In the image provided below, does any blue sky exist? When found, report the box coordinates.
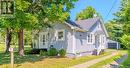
[70,0,121,22]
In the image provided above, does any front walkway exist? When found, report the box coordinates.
[70,51,118,68]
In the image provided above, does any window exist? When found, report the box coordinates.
[1,0,14,14]
[87,34,93,43]
[42,35,45,45]
[90,34,93,42]
[103,36,105,43]
[57,30,64,40]
[87,34,90,42]
[40,34,46,45]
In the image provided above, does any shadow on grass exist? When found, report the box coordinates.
[0,51,45,66]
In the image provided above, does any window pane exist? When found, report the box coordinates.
[1,1,6,14]
[7,2,13,13]
[91,34,92,43]
[58,31,63,40]
[88,34,90,42]
[42,35,46,45]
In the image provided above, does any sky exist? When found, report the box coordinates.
[70,0,121,22]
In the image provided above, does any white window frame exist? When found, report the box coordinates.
[56,29,65,41]
[39,32,48,46]
[87,33,93,44]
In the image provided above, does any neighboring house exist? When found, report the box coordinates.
[32,17,109,58]
[108,39,120,49]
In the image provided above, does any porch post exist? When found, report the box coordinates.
[72,29,76,54]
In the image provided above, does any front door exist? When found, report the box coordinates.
[95,35,100,49]
[40,33,48,48]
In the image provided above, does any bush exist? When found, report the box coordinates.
[59,49,66,57]
[40,50,48,56]
[48,48,58,56]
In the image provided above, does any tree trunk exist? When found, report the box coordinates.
[5,28,12,53]
[18,28,24,56]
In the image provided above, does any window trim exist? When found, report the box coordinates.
[56,29,65,41]
[39,32,47,46]
[87,33,93,44]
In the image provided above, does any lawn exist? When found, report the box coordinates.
[0,44,114,68]
[88,50,127,68]
[0,51,111,68]
[120,50,130,68]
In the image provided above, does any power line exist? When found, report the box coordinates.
[105,0,118,21]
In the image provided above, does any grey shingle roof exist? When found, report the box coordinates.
[75,17,100,30]
[66,20,82,28]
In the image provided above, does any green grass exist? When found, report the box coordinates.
[0,44,113,68]
[0,44,127,68]
[0,44,5,52]
[120,50,130,68]
[88,55,121,68]
[0,52,112,68]
[88,50,127,68]
[0,43,31,53]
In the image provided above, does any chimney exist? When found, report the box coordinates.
[93,14,97,18]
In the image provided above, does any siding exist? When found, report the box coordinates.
[34,23,74,54]
[75,32,95,53]
[75,20,107,54]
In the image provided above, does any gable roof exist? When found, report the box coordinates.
[66,20,81,28]
[75,17,100,30]
[65,17,109,37]
[65,20,86,32]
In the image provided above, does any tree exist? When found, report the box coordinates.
[0,0,77,55]
[14,0,38,56]
[0,18,14,53]
[105,21,123,41]
[0,0,38,55]
[114,0,130,34]
[76,6,99,20]
[112,0,130,49]
[16,0,77,56]
[120,34,130,49]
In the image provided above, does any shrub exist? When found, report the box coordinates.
[59,49,66,57]
[48,48,58,56]
[40,50,48,56]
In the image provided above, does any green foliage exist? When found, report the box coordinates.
[30,0,77,30]
[59,49,66,57]
[105,22,123,41]
[40,50,48,56]
[120,34,130,49]
[48,48,58,56]
[114,0,130,34]
[107,0,130,49]
[76,6,100,20]
[120,50,130,68]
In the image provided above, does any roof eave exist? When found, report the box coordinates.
[72,27,87,32]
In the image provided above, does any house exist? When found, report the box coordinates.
[108,39,120,49]
[32,17,109,58]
